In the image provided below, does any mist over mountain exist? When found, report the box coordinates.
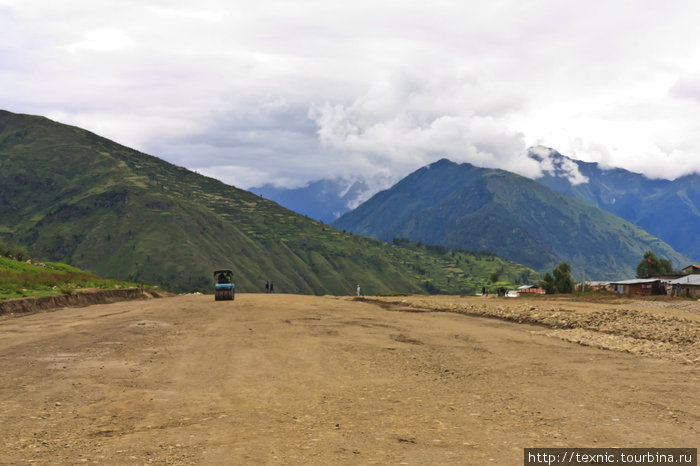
[252,178,374,224]
[530,147,700,261]
[333,159,691,280]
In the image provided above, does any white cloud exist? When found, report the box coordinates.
[150,8,225,22]
[67,28,134,53]
[531,146,589,185]
[2,0,700,191]
[308,69,542,182]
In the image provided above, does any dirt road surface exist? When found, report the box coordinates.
[0,294,697,464]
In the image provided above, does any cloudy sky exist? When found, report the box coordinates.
[3,0,700,191]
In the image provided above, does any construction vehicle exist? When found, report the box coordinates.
[213,269,235,301]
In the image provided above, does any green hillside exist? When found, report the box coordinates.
[0,254,134,301]
[334,159,691,280]
[0,110,537,294]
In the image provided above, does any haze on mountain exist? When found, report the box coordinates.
[0,109,537,294]
[332,159,692,280]
[253,178,375,224]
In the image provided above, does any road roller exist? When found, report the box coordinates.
[213,269,235,301]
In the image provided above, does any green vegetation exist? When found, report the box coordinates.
[0,255,134,301]
[0,241,28,261]
[0,110,537,294]
[636,250,676,278]
[540,261,574,294]
[385,239,538,295]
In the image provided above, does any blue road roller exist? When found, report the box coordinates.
[213,269,235,301]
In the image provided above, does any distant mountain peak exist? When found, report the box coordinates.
[427,158,456,168]
[527,145,557,162]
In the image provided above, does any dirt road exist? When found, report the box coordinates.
[0,294,697,464]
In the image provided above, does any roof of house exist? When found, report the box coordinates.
[609,279,660,285]
[648,274,684,279]
[669,275,700,285]
[683,264,700,270]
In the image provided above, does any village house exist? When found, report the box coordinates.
[609,279,665,296]
[681,265,700,275]
[517,285,546,295]
[606,264,700,297]
[575,281,610,292]
[668,274,700,298]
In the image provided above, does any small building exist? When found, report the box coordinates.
[517,285,546,294]
[681,265,700,275]
[668,274,700,298]
[576,281,610,292]
[609,279,665,296]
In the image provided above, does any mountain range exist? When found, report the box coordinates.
[258,149,699,274]
[332,159,691,280]
[529,146,700,260]
[0,110,537,294]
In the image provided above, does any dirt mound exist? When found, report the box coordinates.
[0,288,167,316]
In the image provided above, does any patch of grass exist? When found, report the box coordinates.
[0,256,136,301]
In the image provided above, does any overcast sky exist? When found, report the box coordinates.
[3,0,700,191]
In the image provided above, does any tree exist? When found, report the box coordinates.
[540,272,555,294]
[636,251,674,278]
[1,244,28,261]
[552,261,574,294]
[540,261,574,294]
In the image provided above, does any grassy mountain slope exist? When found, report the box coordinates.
[0,110,537,294]
[531,148,700,261]
[0,255,134,301]
[633,174,700,260]
[333,159,690,280]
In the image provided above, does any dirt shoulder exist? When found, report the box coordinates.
[358,295,700,364]
[0,294,697,464]
[0,288,168,316]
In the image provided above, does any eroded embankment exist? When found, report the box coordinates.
[0,288,165,316]
[355,296,699,364]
